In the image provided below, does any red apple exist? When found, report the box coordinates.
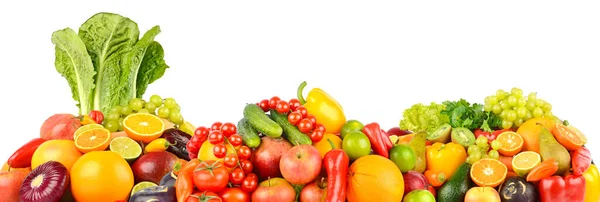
[403,171,431,196]
[252,178,296,202]
[280,144,322,185]
[40,114,81,140]
[250,136,293,180]
[387,127,413,137]
[0,169,30,201]
[131,151,179,184]
[300,177,327,202]
[465,187,501,202]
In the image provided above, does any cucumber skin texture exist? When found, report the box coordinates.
[237,118,261,148]
[269,109,312,145]
[243,104,283,138]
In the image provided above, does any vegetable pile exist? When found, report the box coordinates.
[1,12,599,202]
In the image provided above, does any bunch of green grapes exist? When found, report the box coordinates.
[102,95,184,132]
[483,87,553,129]
[466,136,502,164]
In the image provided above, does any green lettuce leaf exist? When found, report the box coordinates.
[51,28,96,115]
[78,12,140,113]
[399,102,449,134]
[136,41,169,98]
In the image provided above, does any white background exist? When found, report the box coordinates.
[1,1,599,163]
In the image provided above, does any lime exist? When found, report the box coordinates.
[389,144,416,173]
[512,151,541,177]
[342,131,371,161]
[110,136,142,161]
[74,124,104,140]
[131,181,158,196]
[340,120,364,139]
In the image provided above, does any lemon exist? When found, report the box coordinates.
[512,151,541,177]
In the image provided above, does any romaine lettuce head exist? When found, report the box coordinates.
[399,102,449,134]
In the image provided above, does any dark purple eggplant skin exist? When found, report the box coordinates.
[161,128,191,160]
[159,172,176,187]
[128,186,176,202]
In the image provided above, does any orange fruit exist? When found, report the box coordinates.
[516,117,555,153]
[70,151,134,202]
[347,155,404,202]
[470,158,507,188]
[31,140,82,173]
[75,128,111,153]
[313,133,343,158]
[123,113,165,143]
[551,123,587,150]
[496,132,523,156]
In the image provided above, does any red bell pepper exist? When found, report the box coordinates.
[7,138,47,168]
[361,123,389,158]
[538,174,586,202]
[323,139,350,202]
[571,147,592,175]
[380,129,393,150]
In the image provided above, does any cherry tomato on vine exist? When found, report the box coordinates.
[194,126,210,142]
[237,146,252,160]
[208,131,224,144]
[295,106,308,118]
[241,173,258,193]
[228,134,243,146]
[213,144,228,158]
[268,96,281,109]
[211,122,223,131]
[314,124,326,133]
[288,98,301,111]
[88,110,104,124]
[298,118,313,133]
[276,100,290,114]
[229,168,245,185]
[239,159,253,174]
[287,112,303,125]
[309,130,324,142]
[305,114,317,127]
[223,154,238,168]
[220,122,237,137]
[258,99,270,112]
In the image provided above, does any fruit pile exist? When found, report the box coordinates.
[2,12,599,202]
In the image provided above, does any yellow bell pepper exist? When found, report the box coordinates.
[297,81,346,134]
[583,164,600,202]
[426,142,467,180]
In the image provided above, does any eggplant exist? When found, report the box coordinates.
[161,128,191,160]
[159,171,177,187]
[498,176,538,202]
[129,185,176,202]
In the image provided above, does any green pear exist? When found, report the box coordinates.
[539,127,571,175]
[409,131,427,173]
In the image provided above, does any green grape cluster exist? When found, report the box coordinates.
[483,87,553,129]
[102,95,184,132]
[466,136,501,164]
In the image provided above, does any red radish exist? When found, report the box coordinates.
[20,161,69,202]
[40,114,81,140]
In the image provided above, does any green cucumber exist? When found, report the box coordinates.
[237,118,261,148]
[269,109,312,145]
[243,104,282,138]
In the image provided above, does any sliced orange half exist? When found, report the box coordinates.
[552,123,586,151]
[470,158,508,188]
[75,128,111,153]
[123,113,165,143]
[496,132,524,156]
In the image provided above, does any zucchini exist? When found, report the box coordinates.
[243,104,282,138]
[237,117,261,148]
[269,109,312,145]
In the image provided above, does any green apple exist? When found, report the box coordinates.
[403,189,435,202]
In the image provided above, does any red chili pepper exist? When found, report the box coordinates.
[380,129,393,150]
[176,171,194,202]
[571,147,592,175]
[538,174,586,202]
[7,138,47,168]
[361,123,389,158]
[323,139,349,202]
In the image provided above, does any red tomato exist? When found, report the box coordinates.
[220,122,237,137]
[220,188,250,202]
[288,98,301,111]
[305,114,317,127]
[228,134,243,146]
[309,130,324,142]
[193,161,230,193]
[268,96,281,109]
[298,119,313,133]
[314,124,326,133]
[211,122,223,131]
[194,127,210,142]
[208,131,224,144]
[241,173,258,193]
[186,191,222,202]
[287,112,303,125]
[237,146,251,160]
[212,144,228,158]
[275,100,290,114]
[295,106,308,118]
[239,159,253,174]
[88,110,104,124]
[258,100,270,112]
[229,168,245,185]
[223,154,238,168]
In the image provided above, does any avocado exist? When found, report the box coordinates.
[437,163,475,202]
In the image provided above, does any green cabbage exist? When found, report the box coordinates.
[51,12,169,115]
[399,102,449,134]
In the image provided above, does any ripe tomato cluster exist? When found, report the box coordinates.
[258,96,325,142]
[184,122,258,194]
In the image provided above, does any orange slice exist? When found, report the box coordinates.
[496,132,523,156]
[75,128,111,153]
[552,123,586,150]
[123,113,165,143]
[470,158,508,187]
